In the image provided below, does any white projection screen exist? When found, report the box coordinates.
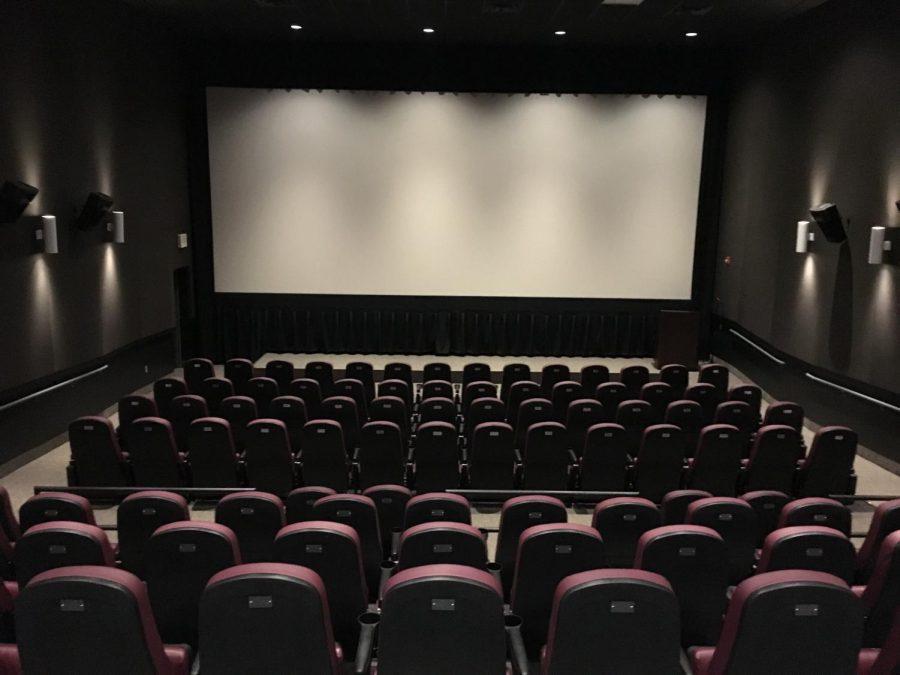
[208,87,707,299]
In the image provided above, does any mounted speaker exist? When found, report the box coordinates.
[75,192,114,230]
[809,203,847,243]
[0,180,39,223]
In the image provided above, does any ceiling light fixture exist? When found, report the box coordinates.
[290,24,302,30]
[422,27,435,33]
[685,31,699,37]
[555,30,567,35]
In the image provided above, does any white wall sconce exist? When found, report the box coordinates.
[107,210,125,243]
[795,220,815,253]
[177,233,189,249]
[35,215,58,254]
[868,226,896,265]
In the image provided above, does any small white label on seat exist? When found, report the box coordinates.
[434,431,443,436]
[490,431,499,437]
[317,428,326,434]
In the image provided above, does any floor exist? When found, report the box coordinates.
[1,354,898,554]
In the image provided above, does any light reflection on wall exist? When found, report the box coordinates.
[30,256,56,361]
[101,244,122,351]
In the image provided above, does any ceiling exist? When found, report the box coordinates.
[126,0,831,48]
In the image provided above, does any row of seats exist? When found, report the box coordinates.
[2,488,898,655]
[67,404,856,501]
[3,563,896,674]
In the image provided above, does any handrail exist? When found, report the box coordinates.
[33,485,255,499]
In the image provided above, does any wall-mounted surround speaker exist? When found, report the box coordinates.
[0,180,39,223]
[809,203,847,243]
[75,192,114,230]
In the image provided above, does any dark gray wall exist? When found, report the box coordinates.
[715,0,900,395]
[0,0,192,398]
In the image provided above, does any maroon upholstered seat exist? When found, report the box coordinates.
[125,417,188,486]
[19,491,96,533]
[332,378,369,422]
[659,364,688,398]
[496,495,568,599]
[661,489,712,525]
[541,570,680,675]
[153,377,188,419]
[312,494,382,601]
[411,421,460,491]
[183,357,215,393]
[219,395,258,450]
[520,421,570,491]
[16,566,190,675]
[778,497,852,536]
[689,570,863,675]
[501,363,532,402]
[462,363,492,390]
[198,377,234,416]
[117,394,158,432]
[592,497,661,567]
[762,401,805,432]
[856,499,900,584]
[117,490,189,578]
[640,381,675,424]
[743,425,804,494]
[224,358,254,396]
[468,422,516,490]
[187,417,241,487]
[685,424,743,496]
[377,564,506,675]
[615,400,655,457]
[422,361,451,384]
[145,522,241,647]
[740,490,791,546]
[465,398,505,446]
[635,524,729,646]
[286,485,337,524]
[857,531,900,647]
[684,383,724,425]
[664,399,705,457]
[215,491,285,563]
[551,381,583,423]
[579,423,630,491]
[305,361,335,397]
[378,380,412,418]
[395,521,488,571]
[795,426,857,497]
[685,497,758,583]
[510,523,605,658]
[289,378,323,419]
[698,363,730,395]
[757,526,856,583]
[68,416,129,486]
[15,522,115,587]
[367,396,410,444]
[619,365,649,399]
[345,361,376,402]
[362,484,412,554]
[168,395,208,452]
[264,359,295,392]
[300,420,349,491]
[201,563,342,675]
[274,521,368,655]
[633,424,684,503]
[404,492,471,529]
[357,421,404,489]
[463,381,498,417]
[565,399,605,458]
[246,376,279,416]
[268,395,308,454]
[244,418,295,496]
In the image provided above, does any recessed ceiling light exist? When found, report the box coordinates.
[422,27,435,33]
[685,31,699,37]
[290,24,302,30]
[555,30,567,36]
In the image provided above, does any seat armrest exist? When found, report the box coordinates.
[505,614,529,675]
[355,612,380,675]
[688,646,715,675]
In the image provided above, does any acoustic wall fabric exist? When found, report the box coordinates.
[207,87,707,300]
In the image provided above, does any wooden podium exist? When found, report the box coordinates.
[654,310,700,370]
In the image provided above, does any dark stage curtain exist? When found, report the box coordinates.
[214,294,685,361]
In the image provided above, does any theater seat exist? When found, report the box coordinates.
[312,494,382,601]
[117,491,189,578]
[565,399,605,458]
[856,499,900,584]
[357,421,405,489]
[857,531,900,647]
[145,522,241,647]
[422,362,451,385]
[857,610,900,674]
[117,394,158,434]
[635,525,729,646]
[664,400,705,457]
[0,487,20,544]
[367,396,410,445]
[268,395,308,454]
[224,358,254,396]
[540,569,681,675]
[595,382,628,423]
[698,363,730,395]
[496,495,568,599]
[274,521,368,655]
[619,365,649,398]
[741,490,791,546]
[286,486,337,524]
[15,522,115,587]
[300,420,350,491]
[659,364,688,398]
[510,523,605,658]
[68,416,130,487]
[345,361,376,403]
[183,357,215,394]
[289,378,323,420]
[187,417,242,487]
[376,564,507,675]
[395,522,488,572]
[465,398,506,447]
[305,361,334,398]
[685,497,758,583]
[19,492,96,533]
[15,566,190,675]
[215,491,285,563]
[219,395,258,451]
[501,363,532,402]
[463,363,492,391]
[506,380,542,425]
[467,422,516,490]
[264,359,295,393]
[579,423,629,491]
[246,376,280,416]
[743,425,804,494]
[417,396,457,428]
[689,571,863,675]
[520,421,570,490]
[200,564,342,675]
[592,497,661,568]
[795,426,857,497]
[661,490,712,525]
[168,395,208,452]
[757,526,856,583]
[778,497,852,536]
[153,377,188,420]
[198,377,233,416]
[685,424,743,496]
[404,493,471,529]
[632,424,684,503]
[244,419,295,497]
[125,417,188,487]
[410,421,459,491]
[362,484,412,555]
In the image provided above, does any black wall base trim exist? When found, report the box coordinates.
[0,330,177,467]
[712,315,900,467]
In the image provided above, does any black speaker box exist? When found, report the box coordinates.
[0,180,39,223]
[809,203,847,243]
[75,192,114,230]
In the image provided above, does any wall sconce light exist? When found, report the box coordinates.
[107,210,125,243]
[177,233,189,249]
[809,203,847,242]
[868,226,896,265]
[0,180,39,223]
[795,220,814,253]
[36,215,59,254]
